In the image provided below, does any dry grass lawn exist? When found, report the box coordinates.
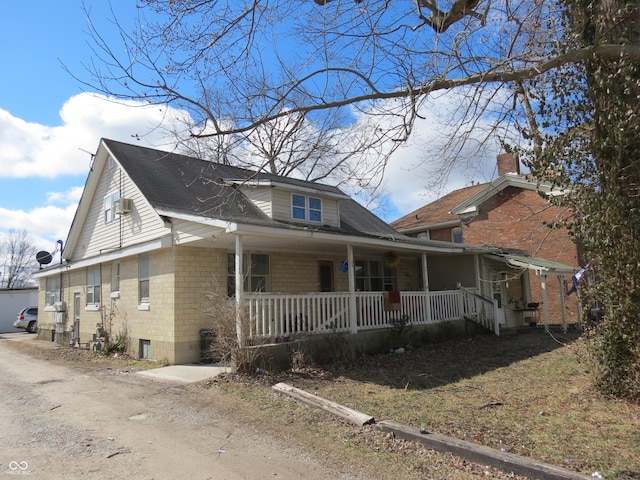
[10,328,640,479]
[210,328,640,480]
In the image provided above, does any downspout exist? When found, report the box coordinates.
[235,235,245,346]
[58,240,64,342]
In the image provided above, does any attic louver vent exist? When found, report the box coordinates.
[115,198,133,214]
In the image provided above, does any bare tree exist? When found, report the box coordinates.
[0,230,39,288]
[79,0,640,399]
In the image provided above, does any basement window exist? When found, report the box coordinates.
[139,339,151,359]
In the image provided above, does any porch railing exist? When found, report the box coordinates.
[245,289,494,339]
[458,286,499,335]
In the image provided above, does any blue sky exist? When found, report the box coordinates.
[0,1,502,255]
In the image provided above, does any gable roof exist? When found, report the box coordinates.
[61,138,492,263]
[390,183,486,232]
[391,174,568,233]
[102,138,400,238]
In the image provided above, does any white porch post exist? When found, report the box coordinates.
[235,235,245,347]
[421,253,431,322]
[541,274,550,333]
[347,244,357,334]
[557,274,567,333]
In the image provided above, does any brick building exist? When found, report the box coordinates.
[392,154,584,325]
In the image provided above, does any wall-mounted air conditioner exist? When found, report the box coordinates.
[115,198,133,215]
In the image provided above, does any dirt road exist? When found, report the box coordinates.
[0,335,354,480]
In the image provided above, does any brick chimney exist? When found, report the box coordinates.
[497,152,520,176]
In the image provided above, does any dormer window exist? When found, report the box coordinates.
[291,194,322,222]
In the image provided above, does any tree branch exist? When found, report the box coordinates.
[198,43,640,137]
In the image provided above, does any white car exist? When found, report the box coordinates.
[13,306,38,333]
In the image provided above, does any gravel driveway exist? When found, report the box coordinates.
[0,333,354,480]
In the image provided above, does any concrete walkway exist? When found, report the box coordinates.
[137,363,231,383]
[1,332,230,384]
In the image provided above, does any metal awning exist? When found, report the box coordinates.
[488,253,577,276]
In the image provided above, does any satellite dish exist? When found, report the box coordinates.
[36,251,53,266]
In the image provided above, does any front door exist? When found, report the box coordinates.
[73,293,81,345]
[318,261,334,292]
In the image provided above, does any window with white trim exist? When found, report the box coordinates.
[104,191,120,224]
[45,276,61,306]
[291,194,322,222]
[86,266,101,305]
[227,253,270,296]
[139,255,150,304]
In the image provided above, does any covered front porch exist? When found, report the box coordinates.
[200,224,504,344]
[169,216,502,348]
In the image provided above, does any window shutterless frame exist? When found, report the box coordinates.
[290,193,322,223]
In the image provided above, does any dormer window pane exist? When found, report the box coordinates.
[309,197,322,222]
[291,193,322,222]
[292,194,306,219]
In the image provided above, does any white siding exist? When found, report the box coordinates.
[73,155,169,260]
[171,219,226,245]
[271,189,340,227]
[239,186,273,217]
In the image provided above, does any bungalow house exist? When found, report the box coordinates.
[34,140,564,365]
[391,153,583,328]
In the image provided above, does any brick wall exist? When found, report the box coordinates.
[463,187,581,324]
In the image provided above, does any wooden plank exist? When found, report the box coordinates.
[377,420,592,480]
[272,382,375,426]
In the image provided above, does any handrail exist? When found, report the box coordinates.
[457,286,499,335]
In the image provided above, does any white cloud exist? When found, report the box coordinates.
[0,89,519,250]
[0,92,189,179]
[378,92,517,219]
[0,93,192,250]
[0,203,76,252]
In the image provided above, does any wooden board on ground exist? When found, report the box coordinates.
[272,382,375,426]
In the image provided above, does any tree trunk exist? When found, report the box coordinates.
[576,0,640,399]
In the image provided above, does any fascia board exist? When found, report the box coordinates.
[155,209,236,231]
[229,222,471,254]
[450,175,568,215]
[34,236,173,278]
[397,220,460,234]
[62,140,110,259]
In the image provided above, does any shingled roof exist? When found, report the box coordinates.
[103,138,402,240]
[390,183,487,231]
